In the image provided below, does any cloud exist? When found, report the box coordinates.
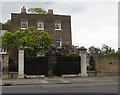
[71,2,118,50]
[47,2,87,14]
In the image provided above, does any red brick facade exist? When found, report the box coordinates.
[11,12,72,46]
[2,9,72,60]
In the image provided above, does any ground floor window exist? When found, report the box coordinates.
[55,37,62,47]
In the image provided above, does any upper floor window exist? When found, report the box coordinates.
[55,37,62,47]
[21,21,28,29]
[37,21,44,30]
[55,22,61,30]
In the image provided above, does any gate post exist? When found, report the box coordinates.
[79,46,88,77]
[18,46,24,78]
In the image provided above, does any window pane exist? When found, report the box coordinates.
[55,37,60,41]
[0,48,7,54]
[37,21,44,30]
[55,37,62,47]
[0,30,7,35]
[55,22,61,30]
[56,42,60,47]
[21,21,28,29]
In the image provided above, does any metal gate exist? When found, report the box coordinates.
[52,56,81,75]
[24,56,48,76]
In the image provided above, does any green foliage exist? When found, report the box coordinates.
[88,46,101,54]
[101,44,115,55]
[27,8,47,14]
[101,52,120,56]
[88,44,117,56]
[1,32,16,49]
[1,27,52,50]
[4,19,11,25]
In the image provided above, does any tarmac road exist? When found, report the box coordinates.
[2,81,118,93]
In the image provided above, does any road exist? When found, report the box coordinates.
[2,81,118,93]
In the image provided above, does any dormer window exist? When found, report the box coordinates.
[37,21,44,30]
[55,22,61,30]
[21,21,28,29]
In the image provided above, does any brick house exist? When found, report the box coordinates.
[1,7,72,60]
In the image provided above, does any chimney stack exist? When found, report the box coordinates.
[21,6,26,13]
[48,9,53,14]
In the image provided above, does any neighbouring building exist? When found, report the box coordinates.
[1,7,72,60]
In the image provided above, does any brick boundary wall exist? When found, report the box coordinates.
[2,55,9,79]
[93,55,119,76]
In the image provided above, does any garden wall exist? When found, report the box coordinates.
[1,55,9,79]
[93,55,119,76]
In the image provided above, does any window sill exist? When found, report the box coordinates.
[0,52,7,54]
[38,28,44,30]
[21,28,27,29]
[55,29,62,31]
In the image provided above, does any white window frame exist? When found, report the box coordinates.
[0,30,7,54]
[0,48,7,54]
[55,22,61,30]
[55,37,62,47]
[0,30,7,35]
[21,21,28,29]
[37,21,44,30]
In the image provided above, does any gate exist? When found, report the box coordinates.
[24,56,48,76]
[56,56,81,75]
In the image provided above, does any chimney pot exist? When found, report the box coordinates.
[48,9,53,14]
[21,6,26,13]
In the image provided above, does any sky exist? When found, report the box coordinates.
[0,0,119,50]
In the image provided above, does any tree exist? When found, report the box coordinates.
[4,19,11,25]
[101,44,115,55]
[1,26,52,51]
[88,46,101,55]
[27,8,47,14]
[88,44,116,55]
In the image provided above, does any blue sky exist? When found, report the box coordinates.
[0,0,118,50]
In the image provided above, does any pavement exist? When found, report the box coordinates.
[1,76,119,86]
